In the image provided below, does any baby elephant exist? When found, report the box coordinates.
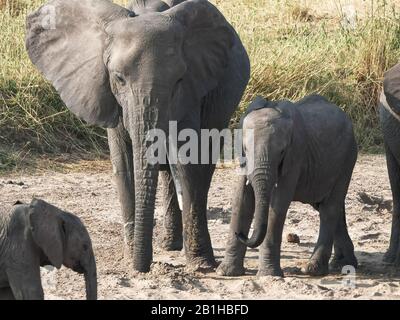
[0,199,97,300]
[217,95,358,277]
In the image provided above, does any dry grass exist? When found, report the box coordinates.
[214,0,400,151]
[1,0,400,171]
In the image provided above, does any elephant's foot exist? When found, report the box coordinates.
[257,266,284,277]
[330,254,358,271]
[383,248,397,264]
[161,234,183,251]
[186,255,218,272]
[304,259,329,276]
[216,260,245,277]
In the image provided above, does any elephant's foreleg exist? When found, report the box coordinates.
[7,268,44,300]
[179,163,216,270]
[159,169,183,251]
[107,121,135,261]
[384,145,400,264]
[217,175,255,276]
[258,181,294,277]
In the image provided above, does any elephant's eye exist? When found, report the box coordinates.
[83,244,89,251]
[114,73,126,86]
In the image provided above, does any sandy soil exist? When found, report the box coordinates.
[1,154,400,300]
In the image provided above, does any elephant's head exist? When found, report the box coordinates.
[28,199,97,300]
[26,0,234,272]
[235,98,294,248]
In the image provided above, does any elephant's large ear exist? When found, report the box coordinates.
[279,106,295,177]
[383,63,400,113]
[165,0,235,102]
[280,141,293,177]
[28,199,65,269]
[25,0,133,128]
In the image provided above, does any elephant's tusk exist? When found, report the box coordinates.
[177,193,183,211]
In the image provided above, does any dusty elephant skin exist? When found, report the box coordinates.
[217,95,358,277]
[0,199,97,300]
[25,0,250,273]
[380,62,400,266]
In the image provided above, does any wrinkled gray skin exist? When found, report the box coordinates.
[0,199,97,300]
[25,0,250,272]
[379,63,400,266]
[217,95,358,277]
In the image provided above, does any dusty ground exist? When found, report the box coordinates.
[1,154,400,300]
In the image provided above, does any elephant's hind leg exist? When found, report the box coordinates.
[306,153,356,276]
[331,159,357,271]
[180,163,217,270]
[383,145,400,265]
[108,121,135,261]
[159,169,183,251]
[305,201,338,276]
[330,206,357,271]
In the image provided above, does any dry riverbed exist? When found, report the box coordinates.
[1,154,399,299]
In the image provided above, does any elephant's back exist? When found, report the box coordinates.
[296,95,355,147]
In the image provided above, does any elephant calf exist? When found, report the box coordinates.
[217,95,358,277]
[0,199,97,300]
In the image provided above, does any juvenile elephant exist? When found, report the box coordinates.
[26,0,250,272]
[379,63,400,266]
[217,95,358,277]
[0,199,97,300]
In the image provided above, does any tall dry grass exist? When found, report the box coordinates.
[215,0,400,150]
[1,0,399,170]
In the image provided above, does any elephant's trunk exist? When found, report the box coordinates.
[83,249,97,300]
[128,97,163,272]
[236,169,275,248]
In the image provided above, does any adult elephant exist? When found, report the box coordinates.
[379,62,400,266]
[26,0,250,272]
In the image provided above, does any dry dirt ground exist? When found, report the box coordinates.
[1,154,400,300]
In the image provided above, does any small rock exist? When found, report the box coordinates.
[5,180,24,186]
[317,285,330,291]
[287,233,300,244]
[357,191,393,212]
[359,233,381,240]
[358,192,382,205]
